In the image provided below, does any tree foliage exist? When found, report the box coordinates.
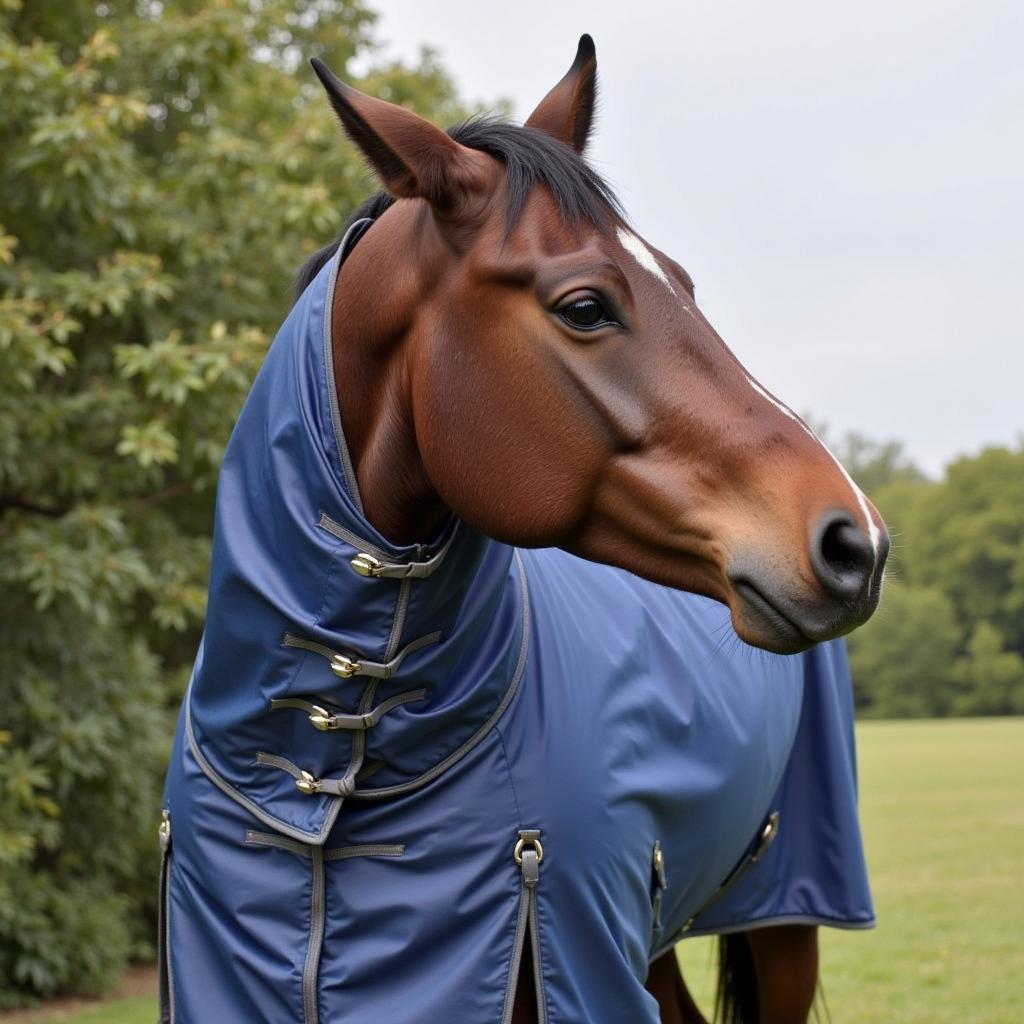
[846,584,962,718]
[0,0,487,1005]
[841,435,1024,719]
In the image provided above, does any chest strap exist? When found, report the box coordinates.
[270,690,426,731]
[282,629,441,679]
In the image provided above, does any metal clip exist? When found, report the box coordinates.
[308,705,335,731]
[680,810,781,934]
[330,653,361,678]
[295,770,319,795]
[158,809,171,851]
[513,829,544,866]
[351,552,383,578]
[754,811,780,861]
[651,840,667,931]
[653,841,667,889]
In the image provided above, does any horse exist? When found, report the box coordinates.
[159,35,887,1024]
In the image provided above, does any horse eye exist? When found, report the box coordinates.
[557,295,617,331]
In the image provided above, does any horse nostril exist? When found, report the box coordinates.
[810,513,875,599]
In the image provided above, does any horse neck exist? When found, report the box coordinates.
[328,204,451,546]
[321,213,521,697]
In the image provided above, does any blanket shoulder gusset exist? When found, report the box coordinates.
[676,638,875,940]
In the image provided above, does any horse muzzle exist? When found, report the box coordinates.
[728,512,890,654]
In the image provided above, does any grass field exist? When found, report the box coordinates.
[12,717,1024,1024]
[4,998,155,1024]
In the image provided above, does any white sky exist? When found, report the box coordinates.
[359,0,1023,475]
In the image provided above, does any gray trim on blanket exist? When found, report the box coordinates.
[650,912,877,963]
[184,686,335,845]
[303,846,325,1024]
[182,548,529,836]
[317,512,460,578]
[245,830,405,862]
[679,913,877,939]
[322,226,365,515]
[242,826,405,1024]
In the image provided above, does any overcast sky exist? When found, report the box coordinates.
[358,0,1023,475]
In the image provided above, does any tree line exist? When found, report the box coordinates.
[835,434,1024,718]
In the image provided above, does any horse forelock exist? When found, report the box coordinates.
[448,118,622,233]
[294,117,623,300]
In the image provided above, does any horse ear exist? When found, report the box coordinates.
[525,35,598,153]
[311,58,488,211]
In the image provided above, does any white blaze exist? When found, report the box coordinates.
[616,227,676,294]
[744,375,882,559]
[615,221,881,573]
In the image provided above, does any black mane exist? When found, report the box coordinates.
[294,117,623,299]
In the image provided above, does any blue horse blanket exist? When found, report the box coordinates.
[161,224,874,1023]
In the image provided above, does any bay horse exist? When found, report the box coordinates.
[159,35,886,1024]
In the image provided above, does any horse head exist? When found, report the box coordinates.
[310,35,889,654]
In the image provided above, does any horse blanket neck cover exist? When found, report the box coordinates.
[161,220,874,1024]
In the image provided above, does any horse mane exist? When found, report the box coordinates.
[294,116,624,299]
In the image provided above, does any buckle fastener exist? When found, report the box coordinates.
[308,705,335,731]
[351,553,383,578]
[330,653,361,678]
[295,770,319,795]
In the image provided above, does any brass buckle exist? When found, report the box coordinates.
[351,553,383,578]
[330,653,360,678]
[309,705,335,731]
[295,770,319,795]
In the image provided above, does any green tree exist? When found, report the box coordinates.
[910,445,1024,654]
[821,425,1024,719]
[846,584,962,718]
[860,443,1024,714]
[951,621,1024,717]
[868,474,936,587]
[0,0,487,1005]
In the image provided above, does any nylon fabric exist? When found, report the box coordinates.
[163,223,874,1022]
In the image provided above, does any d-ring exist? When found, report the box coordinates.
[513,834,544,866]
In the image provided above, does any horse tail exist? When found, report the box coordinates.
[714,932,831,1024]
[714,933,759,1023]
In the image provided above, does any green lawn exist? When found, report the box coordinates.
[19,718,1024,1024]
[16,997,156,1024]
[679,717,1024,1022]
